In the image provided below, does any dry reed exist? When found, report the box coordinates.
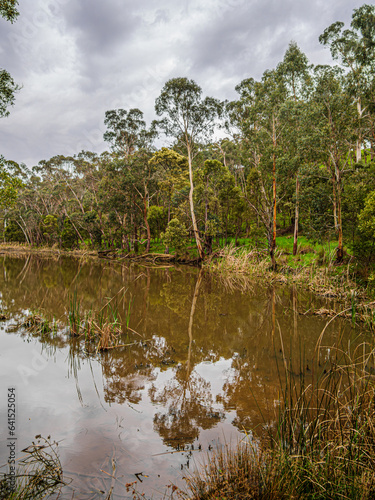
[0,436,67,499]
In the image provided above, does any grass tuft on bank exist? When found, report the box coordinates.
[203,239,375,311]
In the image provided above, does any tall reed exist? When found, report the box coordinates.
[67,287,132,351]
[182,338,375,499]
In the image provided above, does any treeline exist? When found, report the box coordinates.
[2,4,375,272]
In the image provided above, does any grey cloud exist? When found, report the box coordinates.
[0,0,368,167]
[183,0,365,83]
[63,0,141,53]
[152,9,171,25]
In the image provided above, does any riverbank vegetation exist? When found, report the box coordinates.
[0,4,374,298]
[180,338,375,499]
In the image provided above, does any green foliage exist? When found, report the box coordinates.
[0,69,20,118]
[299,164,333,240]
[61,220,78,249]
[354,190,375,267]
[147,205,167,239]
[0,157,23,208]
[0,1,20,118]
[155,78,223,146]
[41,215,59,244]
[103,108,155,156]
[0,0,19,23]
[343,161,375,249]
[4,219,25,242]
[83,210,102,247]
[161,218,188,255]
[359,191,375,236]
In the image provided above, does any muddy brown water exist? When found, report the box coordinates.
[0,255,366,498]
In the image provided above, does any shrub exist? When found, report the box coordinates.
[161,218,188,255]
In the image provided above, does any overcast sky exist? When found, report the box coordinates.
[0,0,366,167]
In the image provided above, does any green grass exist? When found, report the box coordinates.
[147,234,342,264]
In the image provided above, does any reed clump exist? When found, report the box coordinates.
[20,310,57,336]
[204,245,271,276]
[0,436,66,499]
[182,341,375,499]
[67,288,131,351]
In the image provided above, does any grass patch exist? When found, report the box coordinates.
[204,240,366,309]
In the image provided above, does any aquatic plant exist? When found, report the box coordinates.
[67,287,135,351]
[0,436,67,499]
[20,310,57,336]
[68,290,83,336]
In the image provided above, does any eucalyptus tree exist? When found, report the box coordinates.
[228,70,287,269]
[148,147,188,224]
[98,152,134,250]
[103,108,158,251]
[10,170,59,246]
[276,42,313,255]
[0,156,23,243]
[194,159,225,253]
[155,77,223,260]
[342,161,375,251]
[73,150,105,241]
[310,65,356,261]
[35,154,103,247]
[129,148,159,252]
[0,70,20,118]
[355,185,375,267]
[101,149,158,252]
[0,156,23,209]
[104,108,150,158]
[218,170,244,246]
[319,4,375,161]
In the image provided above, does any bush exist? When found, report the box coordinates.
[61,220,78,249]
[147,205,167,239]
[4,219,26,243]
[353,190,375,269]
[161,218,188,255]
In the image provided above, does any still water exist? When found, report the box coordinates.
[0,255,362,498]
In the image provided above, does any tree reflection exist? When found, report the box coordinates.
[150,367,223,447]
[101,346,156,405]
[149,269,224,449]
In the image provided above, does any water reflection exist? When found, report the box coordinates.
[0,255,361,498]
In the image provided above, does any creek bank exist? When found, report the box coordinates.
[0,244,200,265]
[1,243,374,322]
[97,249,200,266]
